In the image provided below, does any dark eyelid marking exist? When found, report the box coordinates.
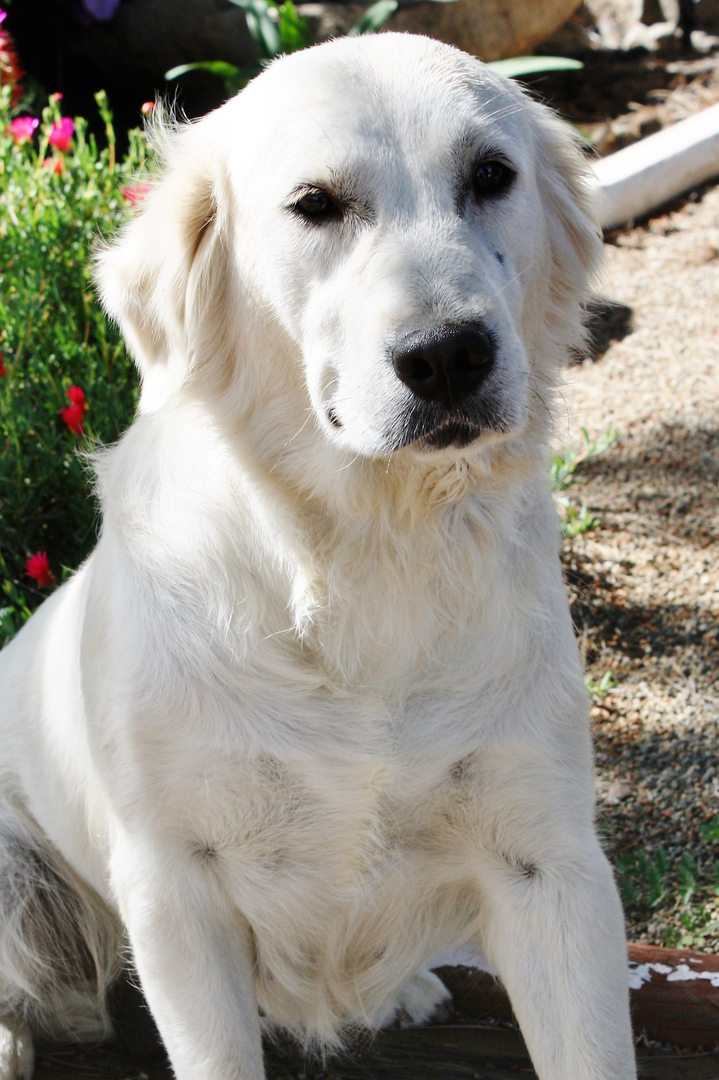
[455,139,517,213]
[284,181,374,226]
[474,144,516,170]
[285,182,337,207]
[471,145,517,200]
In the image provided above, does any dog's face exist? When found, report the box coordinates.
[98,34,600,472]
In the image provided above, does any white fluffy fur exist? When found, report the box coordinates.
[0,34,636,1080]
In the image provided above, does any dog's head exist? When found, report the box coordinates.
[97,34,601,488]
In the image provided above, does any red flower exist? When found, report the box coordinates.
[122,182,152,206]
[0,9,25,106]
[48,116,74,152]
[0,352,6,377]
[25,551,56,588]
[60,384,87,435]
[9,116,38,144]
[43,156,63,175]
[140,101,154,116]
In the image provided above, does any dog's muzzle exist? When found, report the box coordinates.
[390,322,500,450]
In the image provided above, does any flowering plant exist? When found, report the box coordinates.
[0,8,23,105]
[0,85,152,644]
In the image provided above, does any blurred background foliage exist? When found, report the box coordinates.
[0,85,147,642]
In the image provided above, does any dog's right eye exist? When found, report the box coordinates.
[291,189,340,223]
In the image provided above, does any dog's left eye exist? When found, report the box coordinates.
[292,189,339,223]
[472,160,515,199]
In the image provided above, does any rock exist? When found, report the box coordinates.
[391,0,582,62]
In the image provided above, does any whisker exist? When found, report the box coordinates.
[283,408,314,449]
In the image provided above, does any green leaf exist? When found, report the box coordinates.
[701,815,719,841]
[348,0,398,36]
[678,853,697,906]
[646,862,667,908]
[278,0,313,52]
[487,57,583,78]
[586,670,618,697]
[229,0,282,58]
[165,61,242,82]
[561,500,600,539]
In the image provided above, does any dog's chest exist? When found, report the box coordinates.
[173,738,475,967]
[180,743,480,1027]
[184,741,474,882]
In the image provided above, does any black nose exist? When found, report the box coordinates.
[391,323,495,409]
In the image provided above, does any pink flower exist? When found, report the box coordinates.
[43,156,63,174]
[122,182,152,206]
[49,91,63,102]
[9,116,38,144]
[48,116,74,152]
[25,552,56,588]
[140,101,154,116]
[60,385,87,435]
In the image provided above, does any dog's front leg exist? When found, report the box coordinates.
[111,834,264,1080]
[471,750,636,1080]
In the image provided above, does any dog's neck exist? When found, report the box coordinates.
[222,412,553,693]
[100,397,556,695]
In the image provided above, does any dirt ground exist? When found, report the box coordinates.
[560,178,719,948]
[534,1,719,141]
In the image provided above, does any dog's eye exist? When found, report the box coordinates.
[292,189,339,222]
[472,160,515,199]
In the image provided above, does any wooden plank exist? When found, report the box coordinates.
[34,1029,719,1080]
[41,948,718,1078]
[628,944,719,1052]
[434,943,719,1052]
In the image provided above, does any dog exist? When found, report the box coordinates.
[0,32,636,1080]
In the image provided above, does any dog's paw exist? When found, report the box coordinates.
[383,969,453,1028]
[0,1018,34,1080]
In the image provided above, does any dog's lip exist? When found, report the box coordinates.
[415,420,483,451]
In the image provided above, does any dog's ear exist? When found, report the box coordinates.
[528,101,603,359]
[95,116,233,412]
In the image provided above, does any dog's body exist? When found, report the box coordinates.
[0,34,636,1080]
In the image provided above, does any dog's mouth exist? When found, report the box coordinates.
[416,420,483,450]
[393,400,510,453]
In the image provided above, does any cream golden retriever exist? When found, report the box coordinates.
[0,32,636,1080]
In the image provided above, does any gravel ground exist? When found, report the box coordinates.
[559,180,719,949]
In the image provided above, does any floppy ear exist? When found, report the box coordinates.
[527,100,604,362]
[95,116,234,412]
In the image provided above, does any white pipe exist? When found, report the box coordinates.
[592,101,719,229]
